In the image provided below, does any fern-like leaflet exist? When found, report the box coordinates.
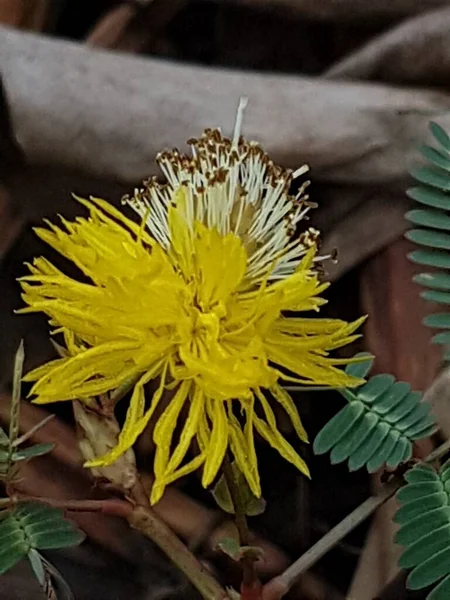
[395,462,450,599]
[406,122,450,360]
[313,354,436,472]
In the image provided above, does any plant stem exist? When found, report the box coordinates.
[129,504,227,600]
[11,494,133,518]
[223,457,262,600]
[13,414,55,446]
[129,478,228,600]
[13,485,228,600]
[262,437,450,600]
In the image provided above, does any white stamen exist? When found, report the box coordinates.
[127,119,317,284]
[293,164,309,179]
[232,97,248,147]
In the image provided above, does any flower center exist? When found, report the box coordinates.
[192,301,227,344]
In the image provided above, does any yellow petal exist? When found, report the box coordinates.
[164,452,207,486]
[227,400,261,498]
[270,384,308,443]
[201,398,228,488]
[153,380,192,479]
[166,386,204,474]
[255,390,310,477]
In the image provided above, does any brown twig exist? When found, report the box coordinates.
[262,438,450,600]
[13,479,228,600]
[11,494,132,518]
[129,477,228,600]
[223,458,262,600]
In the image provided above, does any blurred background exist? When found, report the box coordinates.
[1,1,449,598]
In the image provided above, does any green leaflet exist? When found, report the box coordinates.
[0,342,54,483]
[0,502,85,575]
[407,122,450,363]
[395,461,450,598]
[313,355,435,473]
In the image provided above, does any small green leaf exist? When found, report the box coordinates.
[419,145,450,171]
[427,573,450,600]
[411,166,450,191]
[212,463,266,517]
[432,331,450,345]
[417,269,450,291]
[399,524,450,569]
[12,443,54,461]
[422,289,450,305]
[395,507,450,546]
[425,314,450,329]
[395,493,448,525]
[212,474,234,514]
[334,413,379,464]
[404,465,437,484]
[407,547,450,590]
[37,554,75,600]
[28,548,45,585]
[0,428,8,447]
[394,402,430,431]
[406,229,450,251]
[9,341,24,447]
[348,427,387,472]
[329,415,366,464]
[313,401,364,455]
[386,437,411,468]
[409,424,437,441]
[357,375,395,403]
[366,428,399,473]
[0,539,29,575]
[406,209,450,231]
[344,352,373,379]
[408,249,450,269]
[397,481,443,503]
[407,186,450,210]
[217,537,241,561]
[372,382,411,415]
[31,528,85,550]
[404,415,436,439]
[383,392,422,424]
[430,122,450,152]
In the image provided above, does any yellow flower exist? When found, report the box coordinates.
[19,119,365,504]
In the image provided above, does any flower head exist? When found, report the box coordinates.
[19,109,364,503]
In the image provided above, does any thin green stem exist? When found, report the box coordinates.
[223,458,261,599]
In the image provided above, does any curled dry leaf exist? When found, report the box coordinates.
[2,26,450,187]
[73,401,138,491]
[325,6,450,86]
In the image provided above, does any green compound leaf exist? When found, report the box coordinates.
[407,122,450,364]
[395,461,450,598]
[0,502,85,575]
[313,361,435,473]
